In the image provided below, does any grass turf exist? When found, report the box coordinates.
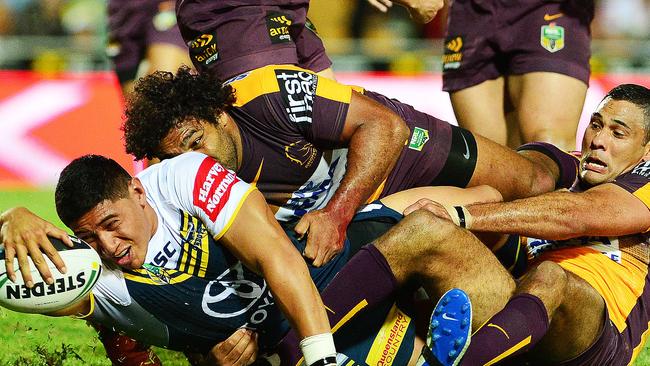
[0,189,649,365]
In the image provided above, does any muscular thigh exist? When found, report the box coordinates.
[375,211,515,327]
[450,78,507,145]
[508,72,587,150]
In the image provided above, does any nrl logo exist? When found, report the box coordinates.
[143,264,171,285]
[408,127,430,151]
[540,23,565,53]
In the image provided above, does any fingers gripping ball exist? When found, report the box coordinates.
[0,236,101,313]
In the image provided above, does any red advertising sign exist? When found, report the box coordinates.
[0,70,648,187]
[0,71,133,188]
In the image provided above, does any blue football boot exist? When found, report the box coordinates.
[418,288,472,366]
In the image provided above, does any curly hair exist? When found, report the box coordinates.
[123,66,236,160]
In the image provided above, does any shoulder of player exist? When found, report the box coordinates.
[229,65,355,108]
[158,152,214,175]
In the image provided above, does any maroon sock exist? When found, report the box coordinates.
[278,244,399,365]
[461,293,549,365]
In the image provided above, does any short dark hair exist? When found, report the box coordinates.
[123,66,236,160]
[55,155,132,226]
[604,84,650,144]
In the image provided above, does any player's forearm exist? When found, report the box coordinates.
[467,191,594,240]
[326,116,407,221]
[262,251,330,338]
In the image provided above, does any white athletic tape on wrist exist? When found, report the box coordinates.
[299,333,337,366]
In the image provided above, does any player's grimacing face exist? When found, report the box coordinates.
[159,117,238,171]
[580,98,648,185]
[71,197,150,270]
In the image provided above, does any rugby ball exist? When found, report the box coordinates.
[0,236,102,313]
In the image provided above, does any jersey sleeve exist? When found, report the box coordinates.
[517,142,580,189]
[230,65,355,148]
[613,161,650,210]
[163,152,257,239]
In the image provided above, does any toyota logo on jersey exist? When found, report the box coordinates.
[202,262,276,329]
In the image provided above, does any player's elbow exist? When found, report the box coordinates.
[383,114,410,147]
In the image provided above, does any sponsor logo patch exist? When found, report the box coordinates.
[540,23,565,53]
[275,69,317,124]
[188,32,219,68]
[266,11,293,44]
[193,157,239,221]
[443,36,463,70]
[408,127,430,151]
[365,304,411,366]
[202,262,274,325]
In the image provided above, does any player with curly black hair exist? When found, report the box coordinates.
[122,64,574,272]
[124,66,237,164]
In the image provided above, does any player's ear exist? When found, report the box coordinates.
[642,137,650,162]
[130,178,147,205]
[216,112,229,127]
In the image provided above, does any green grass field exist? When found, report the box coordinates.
[1,189,650,365]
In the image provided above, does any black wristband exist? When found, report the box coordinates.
[454,206,466,228]
[309,356,337,366]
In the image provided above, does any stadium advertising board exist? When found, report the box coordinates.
[0,70,647,187]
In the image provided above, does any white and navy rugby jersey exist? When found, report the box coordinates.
[89,152,291,352]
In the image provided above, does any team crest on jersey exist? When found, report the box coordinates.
[442,35,463,70]
[266,11,293,44]
[193,157,239,221]
[284,140,317,168]
[188,32,219,68]
[540,23,565,53]
[275,69,317,125]
[632,161,650,178]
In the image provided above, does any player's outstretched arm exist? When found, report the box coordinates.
[0,207,72,287]
[417,183,650,240]
[221,190,336,365]
[296,90,409,267]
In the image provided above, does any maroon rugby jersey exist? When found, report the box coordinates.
[226,65,458,222]
[107,0,185,79]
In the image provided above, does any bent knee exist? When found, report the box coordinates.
[405,209,459,238]
[518,261,568,313]
[533,261,568,287]
[528,161,557,196]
